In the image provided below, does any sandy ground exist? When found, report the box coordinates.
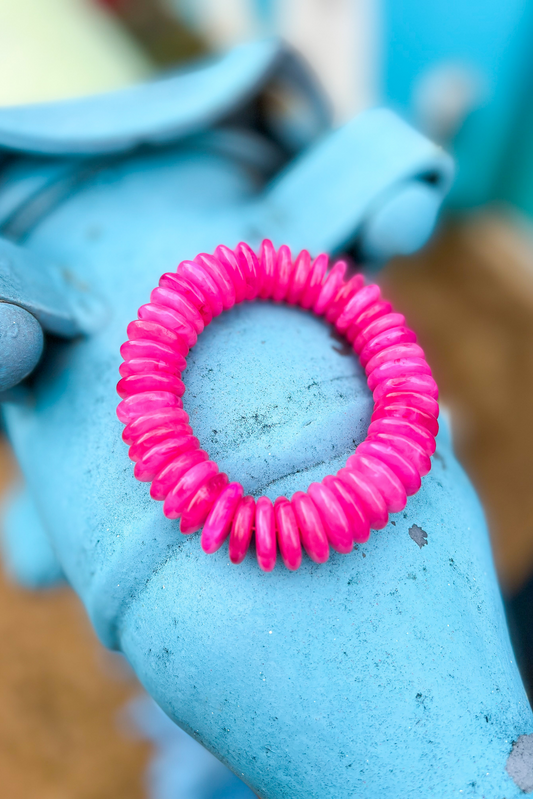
[1,216,532,796]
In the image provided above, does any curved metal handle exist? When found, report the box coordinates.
[253,108,454,260]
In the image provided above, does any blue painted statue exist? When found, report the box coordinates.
[1,39,532,798]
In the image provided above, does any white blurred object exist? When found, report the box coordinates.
[0,0,153,106]
[277,0,379,122]
[170,0,379,121]
[412,63,485,143]
[176,0,260,48]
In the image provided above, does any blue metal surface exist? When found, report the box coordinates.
[257,109,452,258]
[0,303,43,393]
[1,38,529,798]
[0,235,105,337]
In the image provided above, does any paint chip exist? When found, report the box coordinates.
[507,734,533,792]
[409,524,428,548]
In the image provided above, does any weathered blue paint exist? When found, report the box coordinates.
[0,38,529,798]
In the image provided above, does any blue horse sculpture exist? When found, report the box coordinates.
[1,39,531,798]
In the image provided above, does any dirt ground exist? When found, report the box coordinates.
[0,440,150,799]
[1,214,533,797]
[382,214,533,592]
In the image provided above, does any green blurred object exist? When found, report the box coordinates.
[96,0,207,66]
[0,0,153,106]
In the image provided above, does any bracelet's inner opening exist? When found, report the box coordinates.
[183,301,373,500]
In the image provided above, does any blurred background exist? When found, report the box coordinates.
[2,0,533,796]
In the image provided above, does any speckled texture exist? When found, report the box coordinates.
[1,137,531,797]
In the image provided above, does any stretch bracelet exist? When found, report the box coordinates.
[117,240,438,571]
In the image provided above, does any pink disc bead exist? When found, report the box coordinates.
[127,320,189,356]
[291,491,329,563]
[150,287,204,334]
[367,358,432,392]
[215,244,248,303]
[159,272,213,326]
[367,417,436,456]
[272,244,292,302]
[322,475,370,543]
[274,497,302,571]
[346,300,392,343]
[180,472,229,535]
[373,374,439,403]
[117,373,185,399]
[365,343,425,376]
[354,313,406,353]
[117,391,183,424]
[313,260,346,316]
[368,432,431,476]
[307,482,353,554]
[255,496,277,572]
[202,482,244,554]
[325,274,365,324]
[163,460,219,519]
[135,437,201,482]
[138,304,197,348]
[348,452,407,513]
[336,283,381,333]
[150,449,208,501]
[372,404,439,436]
[258,239,277,300]
[300,253,328,309]
[129,427,196,462]
[355,439,422,496]
[229,495,256,564]
[286,249,311,305]
[359,327,417,366]
[195,253,236,310]
[374,390,439,419]
[122,407,190,445]
[120,339,187,373]
[337,467,388,530]
[119,358,177,379]
[177,260,223,317]
[236,242,261,300]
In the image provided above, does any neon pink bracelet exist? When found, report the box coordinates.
[117,240,439,571]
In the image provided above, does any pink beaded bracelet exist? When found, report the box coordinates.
[117,240,438,571]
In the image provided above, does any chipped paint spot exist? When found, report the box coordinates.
[506,734,533,792]
[409,524,428,548]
